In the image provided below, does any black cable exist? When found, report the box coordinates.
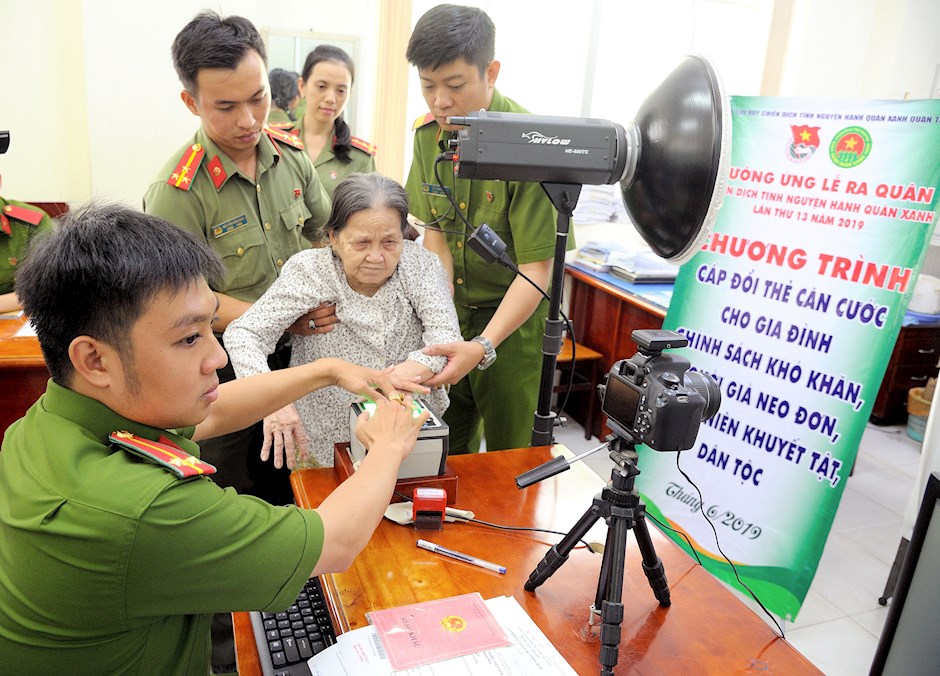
[427,152,579,422]
[674,453,787,639]
[643,511,703,566]
[392,490,593,550]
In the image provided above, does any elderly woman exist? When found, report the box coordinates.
[224,173,459,468]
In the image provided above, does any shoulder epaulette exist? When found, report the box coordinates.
[350,137,377,156]
[412,112,436,131]
[265,125,305,150]
[167,143,206,191]
[269,121,293,130]
[110,430,216,479]
[2,202,46,226]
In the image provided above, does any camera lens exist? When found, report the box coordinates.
[683,371,721,421]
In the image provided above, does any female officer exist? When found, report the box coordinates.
[292,45,376,197]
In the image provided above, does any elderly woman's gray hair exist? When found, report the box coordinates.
[324,173,410,236]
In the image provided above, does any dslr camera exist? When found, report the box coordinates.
[599,329,720,451]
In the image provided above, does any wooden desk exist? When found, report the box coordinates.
[234,446,820,675]
[565,264,669,438]
[0,315,47,435]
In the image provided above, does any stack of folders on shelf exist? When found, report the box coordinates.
[306,593,577,675]
[574,240,679,283]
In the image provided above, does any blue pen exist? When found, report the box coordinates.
[416,539,507,574]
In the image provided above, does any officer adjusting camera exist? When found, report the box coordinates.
[599,329,721,451]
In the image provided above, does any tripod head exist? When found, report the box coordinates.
[515,434,638,490]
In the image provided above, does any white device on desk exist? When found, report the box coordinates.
[349,399,449,479]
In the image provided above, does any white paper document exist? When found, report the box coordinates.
[306,595,577,675]
[14,320,37,337]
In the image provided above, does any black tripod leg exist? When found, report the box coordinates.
[596,507,629,676]
[633,513,671,607]
[525,502,602,592]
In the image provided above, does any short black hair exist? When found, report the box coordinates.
[406,4,495,74]
[268,68,300,116]
[15,203,224,385]
[172,10,267,93]
[325,173,410,237]
[301,45,358,163]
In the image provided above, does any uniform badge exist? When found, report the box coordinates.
[207,155,227,190]
[486,191,494,203]
[109,431,216,479]
[294,188,302,198]
[330,171,338,181]
[8,257,16,267]
[211,214,249,238]
[421,182,450,197]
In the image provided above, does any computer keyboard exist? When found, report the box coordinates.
[249,576,338,676]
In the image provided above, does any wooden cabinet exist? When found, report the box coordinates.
[563,265,667,439]
[870,324,940,424]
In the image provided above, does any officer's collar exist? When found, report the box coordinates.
[194,128,279,188]
[42,379,199,457]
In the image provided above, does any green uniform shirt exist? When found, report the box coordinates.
[0,198,53,294]
[143,127,331,304]
[267,107,293,126]
[405,89,568,310]
[405,90,571,452]
[289,118,377,197]
[0,381,324,675]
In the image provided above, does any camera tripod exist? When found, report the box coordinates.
[524,437,670,675]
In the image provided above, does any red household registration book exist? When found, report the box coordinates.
[367,592,511,670]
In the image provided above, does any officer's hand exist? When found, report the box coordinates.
[355,394,429,463]
[261,403,310,469]
[421,341,485,386]
[326,360,430,401]
[287,301,339,336]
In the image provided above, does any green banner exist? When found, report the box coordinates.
[635,97,940,620]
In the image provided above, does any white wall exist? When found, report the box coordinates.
[778,0,940,99]
[2,0,381,206]
[2,0,938,206]
[1,1,92,202]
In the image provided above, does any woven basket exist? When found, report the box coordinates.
[907,387,931,441]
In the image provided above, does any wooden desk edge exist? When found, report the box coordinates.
[565,264,668,318]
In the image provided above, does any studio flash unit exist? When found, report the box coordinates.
[447,111,632,186]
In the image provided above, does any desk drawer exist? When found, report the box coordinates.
[895,328,940,366]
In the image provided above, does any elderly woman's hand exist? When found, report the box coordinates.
[387,360,434,383]
[324,359,430,401]
[286,301,339,336]
[261,403,311,469]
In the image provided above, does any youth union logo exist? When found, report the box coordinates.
[829,126,872,168]
[787,124,821,163]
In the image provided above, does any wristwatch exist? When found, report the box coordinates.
[470,336,497,370]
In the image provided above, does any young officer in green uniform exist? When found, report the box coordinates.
[0,178,54,313]
[0,203,427,676]
[405,4,568,453]
[144,12,333,506]
[290,44,377,197]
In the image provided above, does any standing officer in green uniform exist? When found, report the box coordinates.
[0,202,428,676]
[267,67,301,126]
[405,4,568,454]
[290,44,376,197]
[0,176,54,314]
[144,11,333,507]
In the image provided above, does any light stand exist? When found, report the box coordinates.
[519,436,670,676]
[531,183,581,447]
